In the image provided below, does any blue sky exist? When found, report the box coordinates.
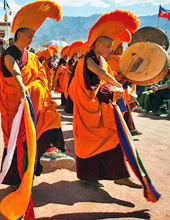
[0,0,170,22]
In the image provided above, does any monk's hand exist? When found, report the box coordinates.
[19,84,30,98]
[115,91,123,100]
[151,86,158,93]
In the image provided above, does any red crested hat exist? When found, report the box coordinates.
[80,41,90,56]
[67,41,84,58]
[60,45,70,58]
[88,9,140,47]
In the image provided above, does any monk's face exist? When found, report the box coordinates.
[19,29,35,48]
[115,44,123,55]
[105,50,114,61]
[72,53,78,60]
[97,37,113,58]
[63,55,68,60]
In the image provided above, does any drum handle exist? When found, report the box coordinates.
[124,53,136,76]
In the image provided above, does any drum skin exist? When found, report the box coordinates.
[129,26,169,51]
[119,42,169,86]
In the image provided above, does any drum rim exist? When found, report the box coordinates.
[120,42,169,85]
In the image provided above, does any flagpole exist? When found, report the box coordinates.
[156,4,161,28]
[4,10,8,49]
[4,0,8,49]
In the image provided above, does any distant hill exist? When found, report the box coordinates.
[31,14,170,51]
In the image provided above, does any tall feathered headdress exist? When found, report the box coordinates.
[80,41,90,56]
[112,10,140,51]
[67,41,84,58]
[11,0,62,34]
[88,9,140,47]
[60,45,70,58]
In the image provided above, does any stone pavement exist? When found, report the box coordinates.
[0,92,170,220]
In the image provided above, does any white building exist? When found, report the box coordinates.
[0,22,11,40]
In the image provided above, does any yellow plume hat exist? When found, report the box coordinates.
[36,49,47,59]
[11,0,62,34]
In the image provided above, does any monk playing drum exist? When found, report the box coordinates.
[69,10,142,188]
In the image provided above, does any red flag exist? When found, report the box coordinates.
[159,5,170,21]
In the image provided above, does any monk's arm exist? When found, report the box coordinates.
[4,54,29,97]
[151,83,169,92]
[87,57,122,88]
[157,83,169,90]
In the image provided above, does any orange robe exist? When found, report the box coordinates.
[69,56,120,159]
[107,54,120,74]
[54,64,67,93]
[42,60,54,91]
[0,50,61,148]
[62,62,71,99]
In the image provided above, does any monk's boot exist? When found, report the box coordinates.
[82,180,104,188]
[130,130,143,136]
[114,178,142,189]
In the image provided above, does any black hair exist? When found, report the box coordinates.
[14,27,30,42]
[92,36,113,48]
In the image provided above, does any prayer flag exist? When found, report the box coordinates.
[113,103,161,202]
[0,96,37,220]
[3,0,12,15]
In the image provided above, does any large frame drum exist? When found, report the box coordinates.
[119,42,169,85]
[129,26,169,51]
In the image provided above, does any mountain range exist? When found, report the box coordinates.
[31,13,170,52]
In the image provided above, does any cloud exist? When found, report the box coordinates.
[90,0,110,8]
[109,0,170,6]
[8,0,21,12]
[0,0,110,10]
[0,15,4,21]
[55,0,110,8]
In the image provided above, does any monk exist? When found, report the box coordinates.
[64,56,77,113]
[0,27,67,185]
[69,13,142,188]
[0,3,76,186]
[69,9,143,188]
[42,48,56,92]
[54,45,69,105]
[64,41,84,113]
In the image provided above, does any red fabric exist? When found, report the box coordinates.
[46,147,57,152]
[24,197,35,220]
[16,48,28,69]
[17,116,25,179]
